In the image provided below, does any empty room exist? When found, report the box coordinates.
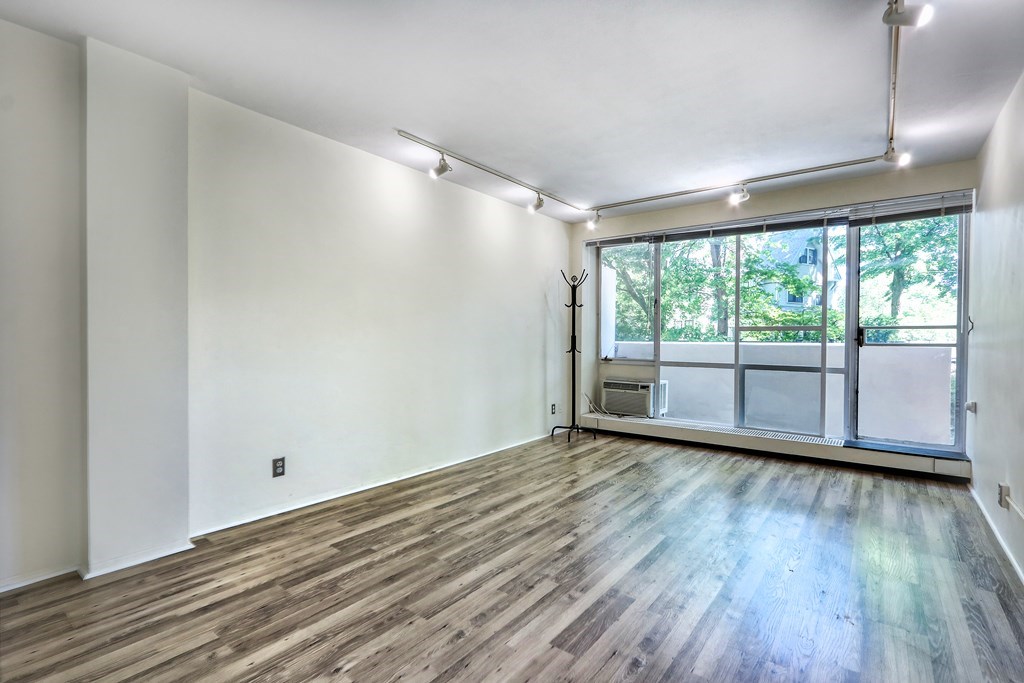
[2,1,1024,681]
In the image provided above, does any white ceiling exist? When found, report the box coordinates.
[2,0,1023,221]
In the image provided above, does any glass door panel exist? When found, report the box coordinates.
[600,243,655,360]
[660,237,736,350]
[854,215,961,447]
[857,346,956,445]
[739,336,822,435]
[857,216,959,328]
[740,228,824,328]
[657,236,736,424]
[737,226,833,436]
[824,224,848,439]
[660,365,734,426]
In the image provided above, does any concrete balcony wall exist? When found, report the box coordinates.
[598,341,953,442]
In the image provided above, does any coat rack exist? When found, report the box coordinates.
[551,270,597,442]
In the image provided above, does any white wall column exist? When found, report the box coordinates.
[0,19,84,591]
[84,40,190,576]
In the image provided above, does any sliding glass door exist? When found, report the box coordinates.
[596,192,970,452]
[736,226,847,436]
[658,236,736,425]
[737,227,826,435]
[850,214,966,449]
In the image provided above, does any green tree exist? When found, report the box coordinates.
[603,235,828,343]
[659,238,734,342]
[601,218,958,348]
[600,243,655,342]
[856,216,958,318]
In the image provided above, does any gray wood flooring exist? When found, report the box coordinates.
[2,435,1023,682]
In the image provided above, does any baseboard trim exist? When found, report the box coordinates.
[0,566,82,595]
[970,485,1024,588]
[6,435,551,592]
[190,433,548,539]
[81,541,196,580]
[581,414,971,479]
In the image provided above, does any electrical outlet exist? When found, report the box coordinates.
[998,483,1010,509]
[273,457,285,478]
[551,403,556,415]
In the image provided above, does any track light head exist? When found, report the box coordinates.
[728,186,750,206]
[882,0,933,27]
[586,211,601,230]
[527,193,545,214]
[883,144,912,167]
[428,153,452,179]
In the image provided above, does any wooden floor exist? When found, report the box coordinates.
[2,436,1023,682]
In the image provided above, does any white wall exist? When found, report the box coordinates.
[188,92,569,535]
[969,69,1024,578]
[0,19,84,591]
[84,40,191,575]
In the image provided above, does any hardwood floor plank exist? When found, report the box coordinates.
[2,435,1022,682]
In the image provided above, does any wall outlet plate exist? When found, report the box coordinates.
[551,403,556,415]
[998,483,1010,509]
[273,457,285,478]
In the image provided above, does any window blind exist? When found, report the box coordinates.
[587,190,974,247]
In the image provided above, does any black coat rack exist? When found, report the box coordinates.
[551,270,597,442]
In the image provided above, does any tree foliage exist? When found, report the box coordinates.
[602,235,833,343]
[601,217,958,347]
[836,216,959,341]
[857,216,958,318]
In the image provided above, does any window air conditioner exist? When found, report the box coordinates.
[601,379,668,418]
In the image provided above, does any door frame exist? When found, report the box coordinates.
[845,213,970,453]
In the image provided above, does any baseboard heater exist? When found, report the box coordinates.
[580,412,972,479]
[602,379,668,418]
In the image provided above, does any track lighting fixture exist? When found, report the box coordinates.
[401,7,924,229]
[398,4,934,223]
[527,193,545,214]
[728,186,750,206]
[400,131,584,213]
[882,0,933,28]
[883,144,912,167]
[428,153,452,179]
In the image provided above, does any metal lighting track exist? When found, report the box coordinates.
[396,16,911,217]
[591,156,884,212]
[396,130,585,211]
